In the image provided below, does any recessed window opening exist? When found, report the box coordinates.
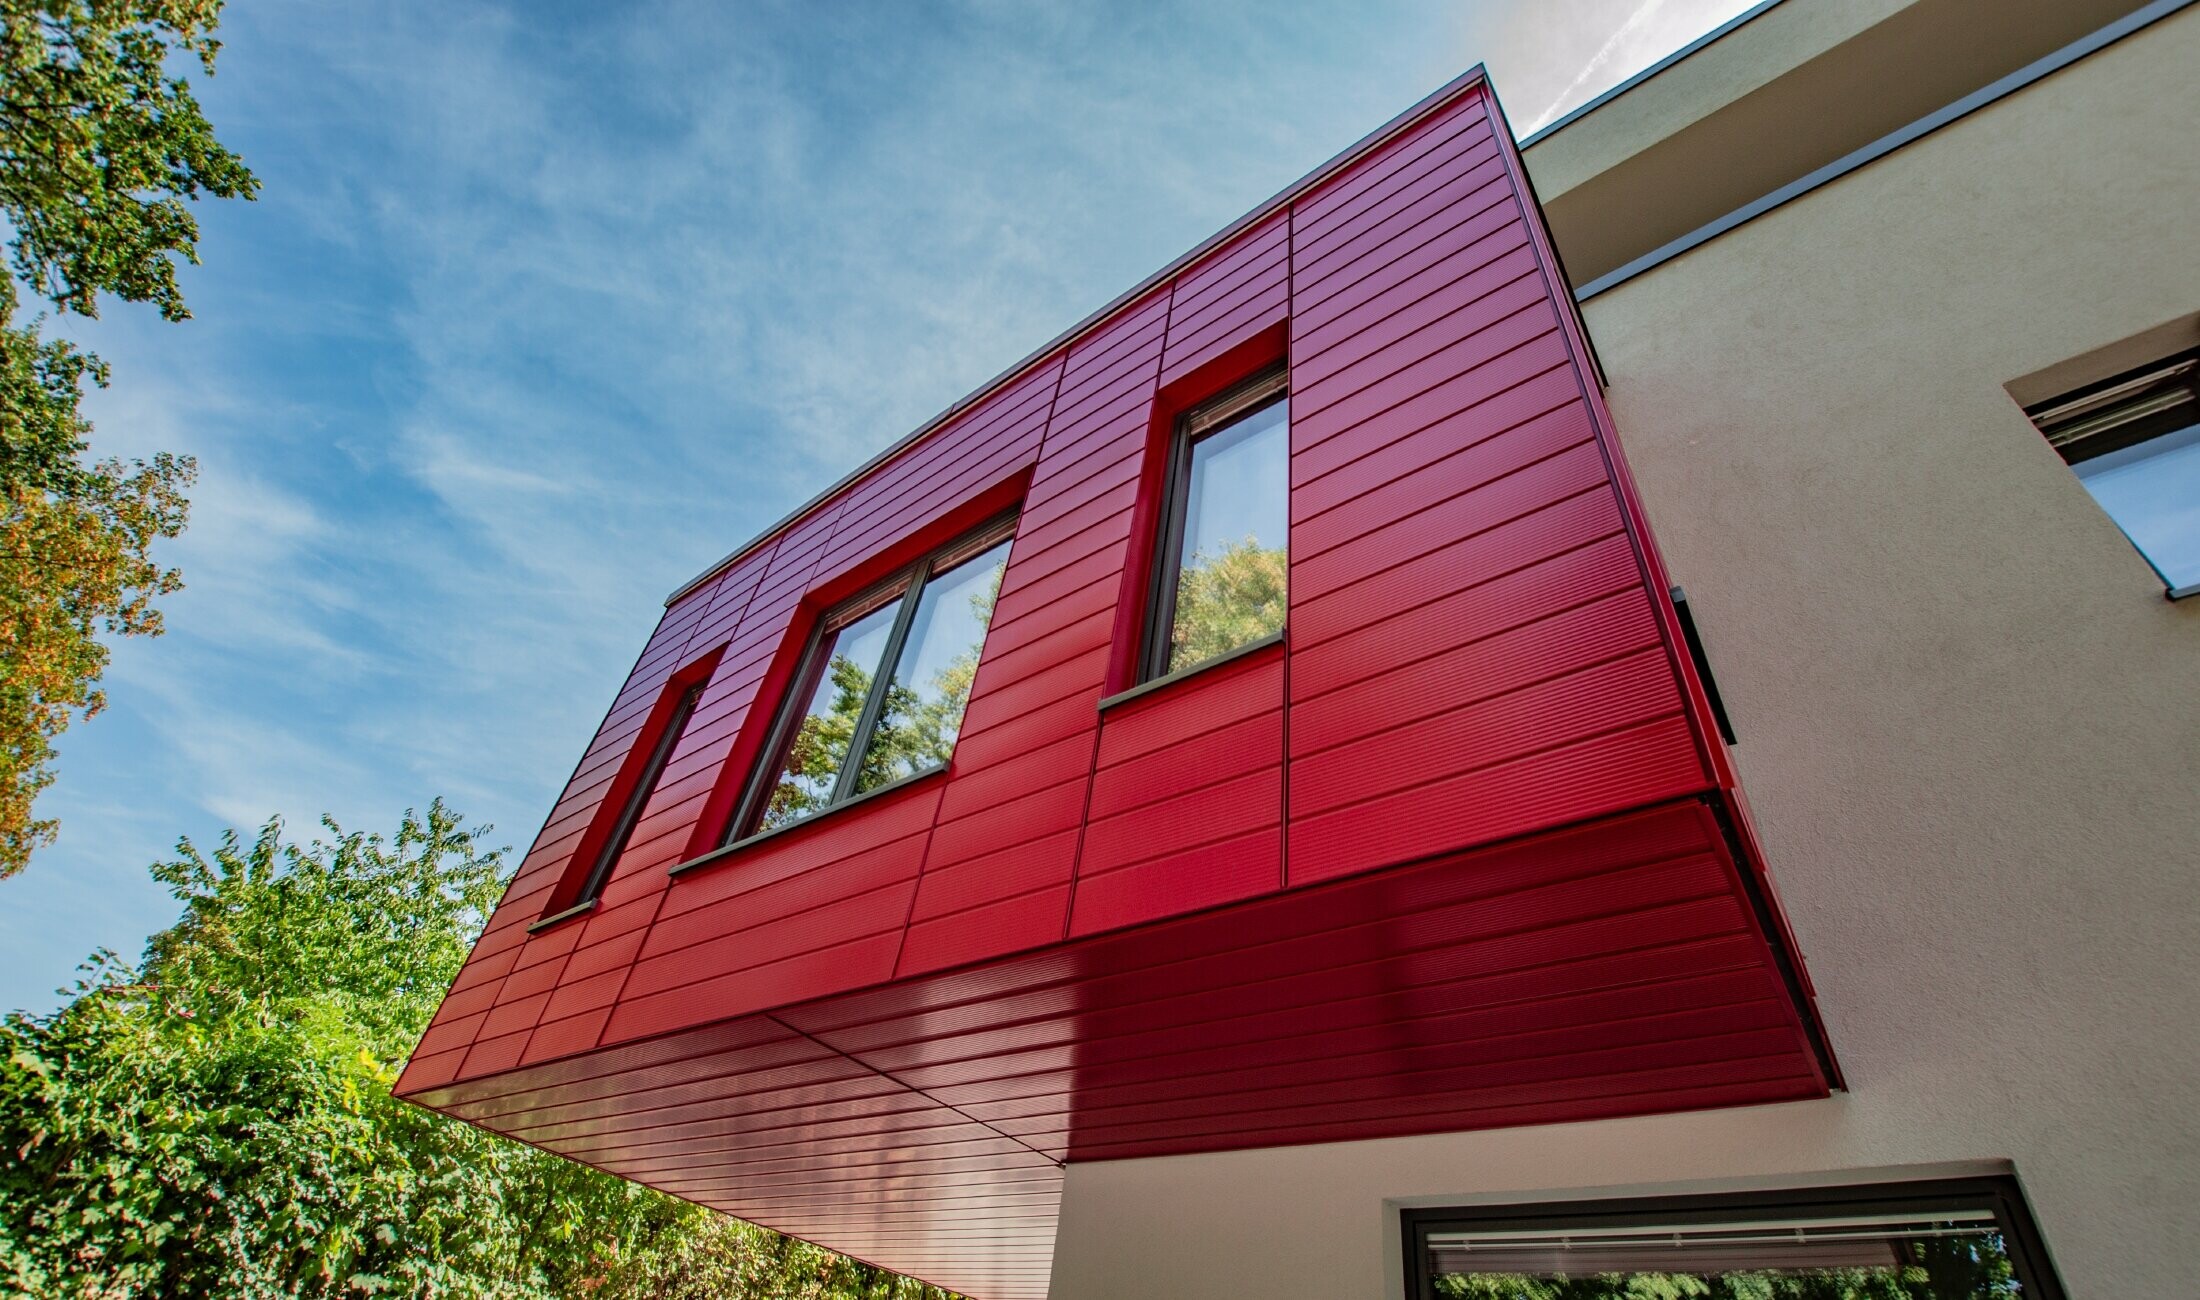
[730,516,1015,842]
[1146,368,1290,680]
[566,679,704,914]
[1405,1179,2064,1300]
[2026,348,2200,599]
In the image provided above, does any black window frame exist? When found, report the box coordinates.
[723,512,1017,846]
[535,677,706,930]
[2024,346,2200,599]
[1142,366,1291,683]
[1402,1176,2067,1300]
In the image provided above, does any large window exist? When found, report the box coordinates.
[2026,349,2199,599]
[730,517,1014,841]
[1145,369,1290,680]
[1404,1179,2065,1300]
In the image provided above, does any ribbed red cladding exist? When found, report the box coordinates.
[400,75,1829,1300]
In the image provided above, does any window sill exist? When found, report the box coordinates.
[666,763,951,879]
[528,897,599,934]
[1098,630,1285,712]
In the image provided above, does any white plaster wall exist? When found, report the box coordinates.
[1045,8,2200,1298]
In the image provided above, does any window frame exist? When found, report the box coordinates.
[1400,1176,2067,1300]
[723,513,1018,847]
[1141,366,1291,683]
[535,673,709,930]
[2025,347,2200,599]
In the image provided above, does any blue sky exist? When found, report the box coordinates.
[2,0,1758,1013]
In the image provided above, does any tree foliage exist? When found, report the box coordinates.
[1429,1240,2019,1299]
[1167,535,1286,671]
[760,568,999,830]
[0,802,960,1299]
[0,0,256,877]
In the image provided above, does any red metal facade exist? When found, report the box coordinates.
[400,72,1832,1300]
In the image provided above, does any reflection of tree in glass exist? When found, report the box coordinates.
[758,653,873,831]
[861,567,1002,791]
[1430,1231,2020,1300]
[1170,535,1287,672]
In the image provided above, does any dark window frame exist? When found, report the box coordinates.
[1141,366,1290,683]
[534,675,707,930]
[1401,1176,2066,1300]
[723,513,1017,846]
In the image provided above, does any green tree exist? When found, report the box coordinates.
[1167,534,1286,671]
[0,801,959,1299]
[761,564,1002,828]
[1429,1241,2019,1300]
[0,0,258,877]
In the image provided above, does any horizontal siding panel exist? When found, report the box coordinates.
[1079,767,1281,876]
[896,886,1073,979]
[621,880,918,1000]
[1292,183,1521,335]
[911,829,1081,923]
[1093,651,1283,765]
[1292,487,1624,649]
[1291,589,1666,756]
[1290,533,1637,704]
[1292,438,1607,602]
[1088,709,1280,819]
[1290,715,1708,884]
[1294,128,1503,272]
[1068,826,1280,937]
[603,933,906,1043]
[1294,649,1680,815]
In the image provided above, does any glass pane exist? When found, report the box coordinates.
[856,539,1011,792]
[1166,396,1289,674]
[1427,1211,2023,1299]
[753,598,901,833]
[2073,420,2200,591]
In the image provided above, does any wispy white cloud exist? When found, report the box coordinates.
[3,0,1770,1011]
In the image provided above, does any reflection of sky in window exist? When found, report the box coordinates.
[1182,399,1289,564]
[2074,421,2200,588]
[893,542,1009,700]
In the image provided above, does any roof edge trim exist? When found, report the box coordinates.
[1513,0,1792,150]
[665,64,1492,606]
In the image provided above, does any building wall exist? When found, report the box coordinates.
[1046,9,2200,1299]
[401,76,1757,1104]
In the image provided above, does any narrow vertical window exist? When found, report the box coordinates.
[731,517,1014,841]
[539,677,704,926]
[2025,349,2199,598]
[1146,369,1290,679]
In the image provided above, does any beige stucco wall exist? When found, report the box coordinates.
[1045,8,2200,1299]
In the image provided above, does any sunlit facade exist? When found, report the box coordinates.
[402,1,2200,1295]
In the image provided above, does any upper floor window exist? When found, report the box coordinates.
[1145,369,1290,680]
[538,674,706,926]
[2026,349,2199,599]
[730,516,1015,841]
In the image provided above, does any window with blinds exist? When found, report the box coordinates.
[1405,1179,2064,1300]
[2026,348,2200,599]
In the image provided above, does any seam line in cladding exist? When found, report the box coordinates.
[761,1013,1066,1170]
[1573,0,2198,301]
[1059,280,1173,945]
[442,598,698,1060]
[1280,192,1297,890]
[893,351,1071,981]
[758,798,1724,1046]
[577,531,791,1062]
